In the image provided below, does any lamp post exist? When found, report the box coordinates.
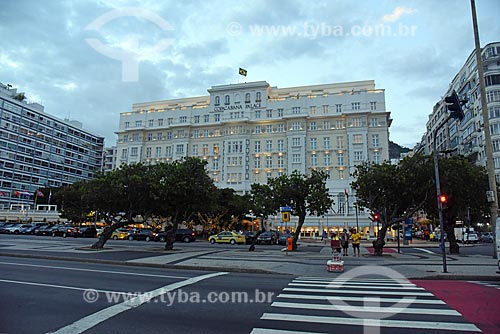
[355,202,359,232]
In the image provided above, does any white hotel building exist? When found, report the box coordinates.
[115,80,391,236]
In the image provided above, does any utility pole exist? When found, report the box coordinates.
[470,0,498,259]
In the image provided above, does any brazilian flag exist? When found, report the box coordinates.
[239,67,247,76]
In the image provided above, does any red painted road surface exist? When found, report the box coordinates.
[366,247,397,253]
[413,280,500,334]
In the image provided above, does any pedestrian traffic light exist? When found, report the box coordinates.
[444,90,467,121]
[370,212,380,222]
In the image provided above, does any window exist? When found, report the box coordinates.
[213,159,219,170]
[124,122,130,129]
[372,134,380,147]
[192,130,199,138]
[370,102,377,110]
[255,126,261,134]
[132,134,139,141]
[225,95,230,105]
[485,75,500,87]
[156,132,162,140]
[324,154,331,165]
[213,144,219,155]
[278,108,284,117]
[323,105,328,113]
[352,102,360,110]
[322,121,330,130]
[371,118,379,127]
[131,147,138,156]
[292,154,301,163]
[148,120,154,127]
[192,144,198,156]
[147,133,153,141]
[337,152,344,165]
[310,122,317,131]
[278,139,284,151]
[310,137,317,150]
[180,116,187,123]
[292,107,301,114]
[204,115,210,123]
[292,137,301,147]
[254,156,261,168]
[214,114,220,122]
[266,140,273,151]
[168,118,173,125]
[486,90,500,103]
[291,122,301,131]
[267,109,272,118]
[266,125,272,133]
[354,151,363,161]
[324,137,330,149]
[310,106,316,114]
[353,134,363,144]
[215,96,220,106]
[373,151,381,164]
[166,132,172,139]
[335,120,344,129]
[266,156,272,168]
[121,148,128,159]
[202,144,209,155]
[256,92,261,102]
[155,147,161,157]
[277,155,284,168]
[277,124,284,132]
[254,141,261,152]
[255,110,261,118]
[245,93,251,103]
[311,154,317,166]
[335,104,342,113]
[158,119,164,126]
[123,135,129,142]
[135,120,142,127]
[352,117,362,127]
[165,146,172,157]
[176,144,184,154]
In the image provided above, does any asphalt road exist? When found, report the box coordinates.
[1,256,499,334]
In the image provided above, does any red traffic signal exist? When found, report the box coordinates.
[370,212,380,221]
[444,90,467,121]
[439,194,448,204]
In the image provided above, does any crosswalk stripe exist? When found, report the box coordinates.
[271,301,461,316]
[277,293,445,304]
[261,313,482,332]
[298,276,411,282]
[289,282,424,290]
[284,287,433,296]
[251,329,326,334]
[293,279,417,287]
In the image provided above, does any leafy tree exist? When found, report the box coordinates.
[352,154,434,255]
[258,170,333,250]
[248,182,279,250]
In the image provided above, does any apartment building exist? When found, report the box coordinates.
[423,42,500,180]
[115,80,391,234]
[0,83,105,210]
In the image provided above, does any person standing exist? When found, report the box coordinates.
[351,229,362,257]
[330,232,341,255]
[340,229,350,256]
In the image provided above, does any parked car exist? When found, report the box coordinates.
[20,224,39,234]
[278,233,293,246]
[71,226,98,238]
[256,231,276,245]
[479,232,494,243]
[52,225,77,238]
[34,225,56,236]
[0,223,24,234]
[110,228,131,240]
[128,229,156,241]
[242,231,256,244]
[208,231,245,245]
[154,229,197,243]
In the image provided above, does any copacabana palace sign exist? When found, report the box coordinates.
[213,103,261,112]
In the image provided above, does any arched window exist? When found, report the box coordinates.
[215,96,220,106]
[256,92,262,102]
[245,93,251,103]
[225,95,230,105]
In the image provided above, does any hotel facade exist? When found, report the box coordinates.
[115,80,391,236]
[0,83,104,215]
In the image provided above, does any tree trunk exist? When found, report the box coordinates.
[291,213,306,251]
[91,219,129,249]
[164,222,179,250]
[372,222,389,256]
[248,230,263,251]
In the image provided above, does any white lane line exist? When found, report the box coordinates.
[271,301,461,316]
[46,271,227,334]
[278,293,445,305]
[289,283,423,290]
[298,277,411,282]
[0,261,188,279]
[293,279,417,287]
[284,287,433,296]
[415,248,437,254]
[251,329,326,334]
[0,278,128,295]
[261,313,481,332]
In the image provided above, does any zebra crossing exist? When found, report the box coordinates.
[251,276,481,334]
[468,280,500,290]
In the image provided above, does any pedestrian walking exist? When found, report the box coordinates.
[340,229,350,256]
[351,228,361,257]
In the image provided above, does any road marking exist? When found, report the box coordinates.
[293,279,417,287]
[251,329,326,334]
[46,272,227,334]
[271,301,460,316]
[0,260,188,279]
[0,278,131,295]
[284,287,433,296]
[415,247,437,254]
[278,293,445,304]
[289,282,424,290]
[261,313,481,332]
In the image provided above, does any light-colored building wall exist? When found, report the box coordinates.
[116,80,391,235]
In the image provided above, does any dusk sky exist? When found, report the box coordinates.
[1,0,499,148]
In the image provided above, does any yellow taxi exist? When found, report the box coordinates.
[208,231,246,245]
[97,228,130,240]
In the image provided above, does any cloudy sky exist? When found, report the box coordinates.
[1,0,499,148]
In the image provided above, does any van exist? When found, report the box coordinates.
[454,227,478,244]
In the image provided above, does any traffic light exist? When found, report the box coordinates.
[282,211,290,222]
[439,194,448,209]
[444,90,467,121]
[370,212,380,222]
